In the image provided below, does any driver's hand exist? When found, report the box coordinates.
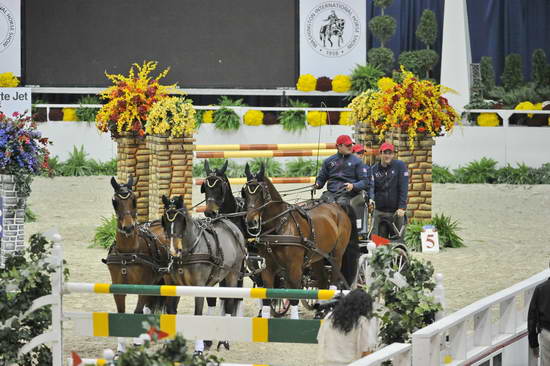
[396,208,406,217]
[368,199,375,212]
[344,183,354,192]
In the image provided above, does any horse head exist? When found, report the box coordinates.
[110,176,137,235]
[161,195,189,256]
[201,160,230,217]
[242,162,271,234]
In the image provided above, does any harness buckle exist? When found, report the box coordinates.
[121,259,127,266]
[121,267,127,275]
[178,267,184,274]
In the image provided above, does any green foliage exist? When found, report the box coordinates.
[398,49,439,78]
[432,165,455,183]
[280,99,309,132]
[368,47,395,74]
[532,49,548,86]
[350,64,384,95]
[248,157,283,177]
[416,10,438,48]
[501,54,524,91]
[431,213,464,248]
[453,158,498,184]
[373,0,394,8]
[61,145,93,176]
[403,220,427,252]
[369,15,397,46]
[114,327,221,366]
[213,97,246,131]
[495,163,539,184]
[75,95,100,122]
[0,233,69,365]
[480,56,496,95]
[25,205,38,223]
[91,215,117,249]
[194,109,204,129]
[368,245,441,344]
[285,158,319,177]
[44,155,63,176]
[44,148,116,177]
[192,158,243,178]
[86,158,117,176]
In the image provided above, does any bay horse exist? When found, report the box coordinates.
[161,195,246,353]
[242,163,358,319]
[105,177,175,352]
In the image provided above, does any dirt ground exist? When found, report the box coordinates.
[23,177,550,365]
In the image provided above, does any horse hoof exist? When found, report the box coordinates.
[217,341,230,351]
[204,340,213,351]
[193,350,203,358]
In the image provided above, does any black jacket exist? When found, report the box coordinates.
[371,159,409,212]
[316,153,370,193]
[528,278,550,348]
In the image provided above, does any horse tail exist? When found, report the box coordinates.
[340,205,360,289]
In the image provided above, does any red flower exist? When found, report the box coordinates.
[418,127,426,132]
[12,112,20,117]
[138,129,145,136]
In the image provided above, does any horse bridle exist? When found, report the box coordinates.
[113,190,137,235]
[204,174,229,206]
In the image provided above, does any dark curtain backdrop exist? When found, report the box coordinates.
[366,0,550,84]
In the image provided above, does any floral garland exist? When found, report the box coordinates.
[96,61,176,137]
[243,110,264,126]
[0,72,19,87]
[145,97,196,137]
[306,111,327,126]
[348,67,459,149]
[296,74,352,93]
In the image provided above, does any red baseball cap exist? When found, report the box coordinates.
[336,135,353,145]
[379,142,395,152]
[352,144,365,153]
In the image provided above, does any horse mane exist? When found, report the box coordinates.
[262,175,283,202]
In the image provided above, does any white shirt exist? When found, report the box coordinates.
[317,312,379,366]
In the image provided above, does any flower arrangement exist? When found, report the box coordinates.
[280,99,309,132]
[332,74,351,92]
[306,110,327,126]
[296,74,317,92]
[62,108,77,121]
[349,67,460,149]
[515,101,537,118]
[476,113,499,127]
[0,72,19,87]
[214,97,246,130]
[145,97,196,137]
[0,112,51,197]
[263,112,279,125]
[202,110,214,123]
[243,110,264,126]
[338,111,354,125]
[316,76,332,92]
[95,61,176,138]
[377,77,396,91]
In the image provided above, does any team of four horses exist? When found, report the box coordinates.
[104,160,404,352]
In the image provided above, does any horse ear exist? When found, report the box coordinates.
[200,182,205,193]
[204,160,212,175]
[162,195,170,207]
[219,160,229,175]
[176,195,184,208]
[245,162,252,180]
[258,163,265,180]
[127,176,134,189]
[111,177,120,191]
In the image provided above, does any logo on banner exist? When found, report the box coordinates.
[0,4,17,53]
[305,1,361,58]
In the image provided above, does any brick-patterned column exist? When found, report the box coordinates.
[0,175,26,267]
[116,136,150,223]
[147,135,194,221]
[353,122,380,166]
[388,131,434,220]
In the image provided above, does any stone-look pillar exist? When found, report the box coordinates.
[387,131,434,220]
[0,175,26,267]
[116,136,150,223]
[353,122,380,166]
[147,135,195,221]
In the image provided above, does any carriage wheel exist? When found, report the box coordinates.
[270,298,291,317]
[354,254,371,288]
[390,245,409,274]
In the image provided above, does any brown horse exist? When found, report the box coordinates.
[105,177,174,351]
[242,163,357,319]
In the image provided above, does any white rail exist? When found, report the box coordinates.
[348,343,411,366]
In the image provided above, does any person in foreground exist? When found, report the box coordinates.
[528,262,550,364]
[317,289,378,366]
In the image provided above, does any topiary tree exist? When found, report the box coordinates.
[532,48,548,86]
[501,53,524,91]
[374,0,394,15]
[480,56,496,95]
[416,9,438,49]
[368,47,395,74]
[368,15,397,48]
[398,49,439,78]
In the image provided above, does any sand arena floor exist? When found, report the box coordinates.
[23,177,550,365]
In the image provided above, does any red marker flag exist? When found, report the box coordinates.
[71,351,82,366]
[371,234,390,246]
[147,327,170,340]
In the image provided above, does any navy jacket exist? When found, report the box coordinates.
[528,278,550,348]
[372,159,409,212]
[316,153,370,194]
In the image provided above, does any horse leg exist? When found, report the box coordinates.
[204,296,218,351]
[194,296,206,354]
[217,272,240,351]
[287,261,304,320]
[260,264,276,319]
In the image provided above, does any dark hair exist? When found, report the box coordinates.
[330,289,373,334]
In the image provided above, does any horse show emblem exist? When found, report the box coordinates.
[305,2,361,58]
[0,4,16,53]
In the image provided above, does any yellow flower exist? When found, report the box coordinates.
[62,108,77,121]
[145,97,196,137]
[476,113,499,127]
[515,101,536,118]
[243,110,264,126]
[332,75,351,92]
[348,66,459,150]
[0,72,19,87]
[338,111,354,125]
[307,111,327,127]
[377,77,396,91]
[202,110,214,123]
[296,74,317,92]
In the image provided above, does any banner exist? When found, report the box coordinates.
[299,0,366,78]
[0,0,21,76]
[0,88,31,116]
